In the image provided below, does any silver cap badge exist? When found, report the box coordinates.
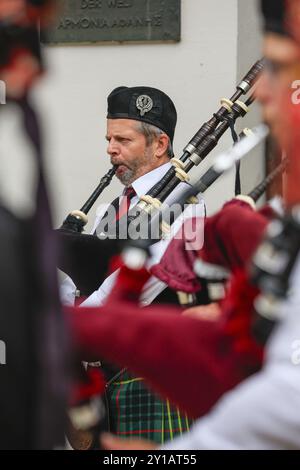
[136,95,153,116]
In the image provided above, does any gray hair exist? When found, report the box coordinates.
[137,121,173,158]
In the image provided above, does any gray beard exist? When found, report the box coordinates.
[117,167,136,186]
[113,147,152,186]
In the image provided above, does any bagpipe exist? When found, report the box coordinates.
[124,59,265,225]
[57,59,266,290]
[65,130,289,427]
[248,157,288,203]
[111,125,292,329]
[116,126,270,262]
[85,124,272,312]
[61,166,116,234]
[57,52,294,348]
[56,228,121,297]
[57,167,119,296]
[60,59,264,236]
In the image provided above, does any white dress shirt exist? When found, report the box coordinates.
[60,162,205,307]
[162,255,300,450]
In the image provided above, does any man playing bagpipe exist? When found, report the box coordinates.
[60,86,205,445]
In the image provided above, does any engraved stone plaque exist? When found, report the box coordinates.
[45,0,181,44]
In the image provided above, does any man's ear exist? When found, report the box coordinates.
[154,133,170,158]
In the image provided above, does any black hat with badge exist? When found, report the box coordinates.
[107,86,177,144]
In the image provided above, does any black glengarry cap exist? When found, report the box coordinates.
[107,86,177,144]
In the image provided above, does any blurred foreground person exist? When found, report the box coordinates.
[0,0,69,450]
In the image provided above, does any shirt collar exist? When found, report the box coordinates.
[130,162,172,198]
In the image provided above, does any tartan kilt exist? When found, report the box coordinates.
[106,369,192,444]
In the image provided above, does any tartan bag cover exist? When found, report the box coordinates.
[106,369,192,444]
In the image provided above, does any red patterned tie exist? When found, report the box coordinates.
[115,186,136,221]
